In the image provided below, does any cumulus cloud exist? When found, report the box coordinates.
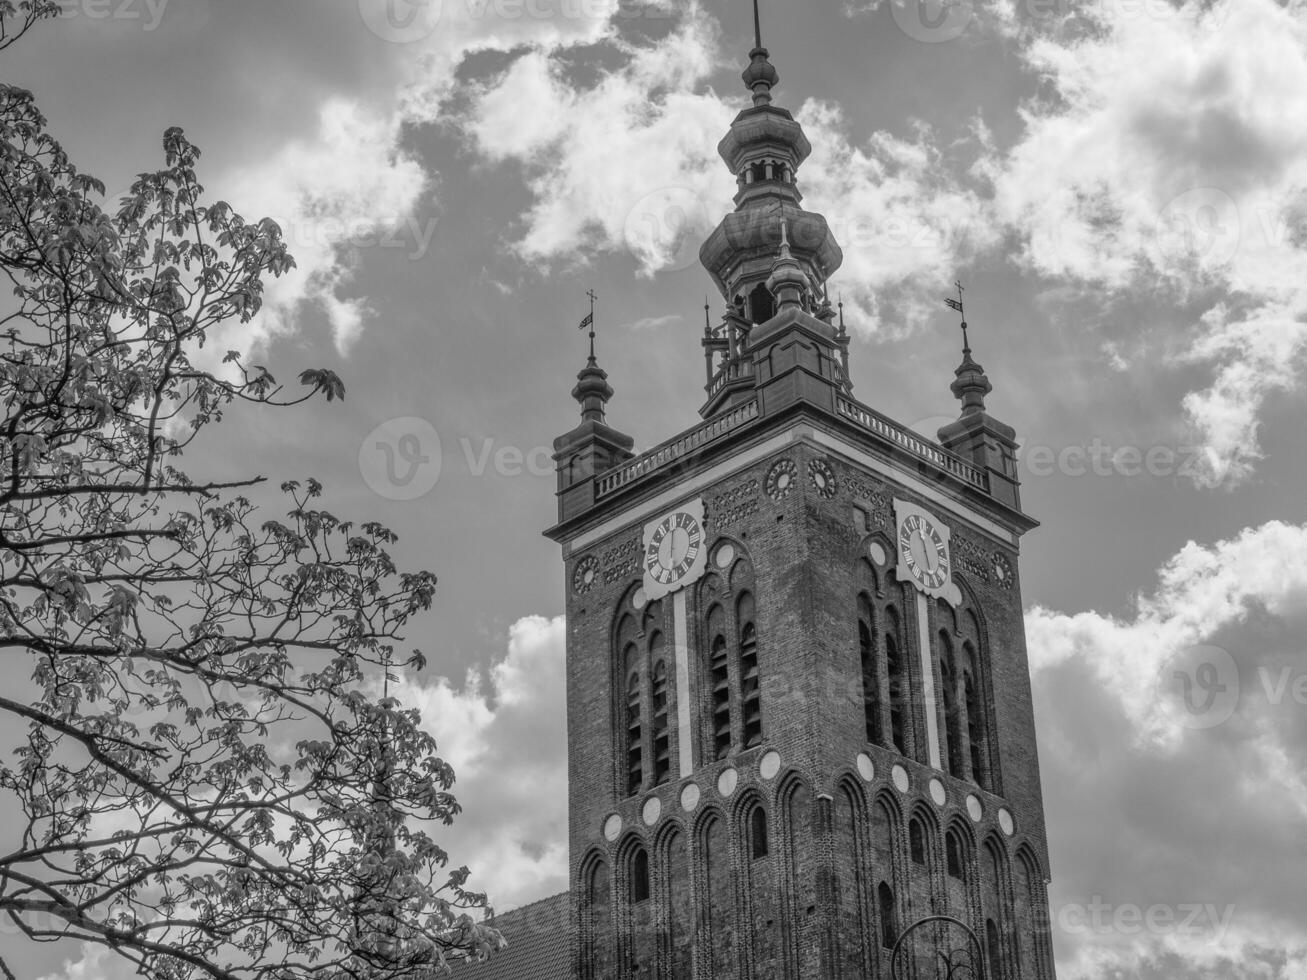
[400,614,570,912]
[799,102,997,333]
[1028,520,1307,973]
[212,0,624,356]
[218,100,429,354]
[457,4,993,332]
[989,0,1307,484]
[460,4,733,276]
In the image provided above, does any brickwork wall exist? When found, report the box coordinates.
[560,432,1055,979]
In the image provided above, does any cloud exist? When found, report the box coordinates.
[218,99,429,354]
[459,4,734,276]
[798,102,997,334]
[1027,520,1307,972]
[988,0,1307,484]
[400,614,570,912]
[208,0,625,357]
[458,4,994,334]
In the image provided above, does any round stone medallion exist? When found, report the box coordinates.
[891,765,910,793]
[765,459,797,502]
[856,753,876,782]
[759,751,782,780]
[632,587,648,611]
[680,782,701,812]
[998,808,1015,837]
[642,796,662,827]
[868,541,887,566]
[929,778,947,807]
[717,767,739,798]
[966,794,983,823]
[603,814,623,842]
[714,543,736,569]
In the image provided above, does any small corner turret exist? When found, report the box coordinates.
[553,298,634,524]
[936,288,1023,512]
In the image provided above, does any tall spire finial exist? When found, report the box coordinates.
[944,280,992,415]
[582,288,598,364]
[571,289,615,424]
[742,0,778,105]
[944,279,970,357]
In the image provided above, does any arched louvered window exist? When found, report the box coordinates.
[631,847,650,904]
[651,654,670,786]
[707,601,732,760]
[909,819,926,866]
[964,646,988,790]
[885,619,906,755]
[750,807,769,860]
[946,833,963,879]
[940,631,965,780]
[738,591,762,747]
[878,881,897,949]
[858,594,881,745]
[626,670,643,796]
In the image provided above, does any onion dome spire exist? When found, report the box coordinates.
[743,0,778,106]
[699,0,842,324]
[572,290,613,424]
[766,218,811,310]
[945,280,992,414]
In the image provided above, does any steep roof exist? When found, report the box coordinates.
[456,892,570,980]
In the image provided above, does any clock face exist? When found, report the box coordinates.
[808,458,837,499]
[897,510,951,592]
[641,499,708,599]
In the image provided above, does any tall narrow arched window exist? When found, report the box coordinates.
[583,859,613,980]
[707,602,732,760]
[858,594,881,745]
[909,819,926,866]
[750,282,775,324]
[626,670,643,796]
[737,591,762,747]
[750,807,769,860]
[885,609,906,755]
[631,846,650,904]
[651,655,670,786]
[878,881,897,948]
[940,631,965,780]
[986,919,1002,975]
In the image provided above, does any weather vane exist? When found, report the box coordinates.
[578,289,597,362]
[944,279,971,356]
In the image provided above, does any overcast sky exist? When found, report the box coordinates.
[7,0,1307,976]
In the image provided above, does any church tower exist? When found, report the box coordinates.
[545,13,1056,978]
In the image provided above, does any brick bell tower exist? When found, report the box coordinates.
[545,9,1058,979]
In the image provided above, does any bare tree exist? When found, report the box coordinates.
[0,7,497,977]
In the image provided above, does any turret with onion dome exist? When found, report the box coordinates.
[937,298,1023,511]
[697,6,849,419]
